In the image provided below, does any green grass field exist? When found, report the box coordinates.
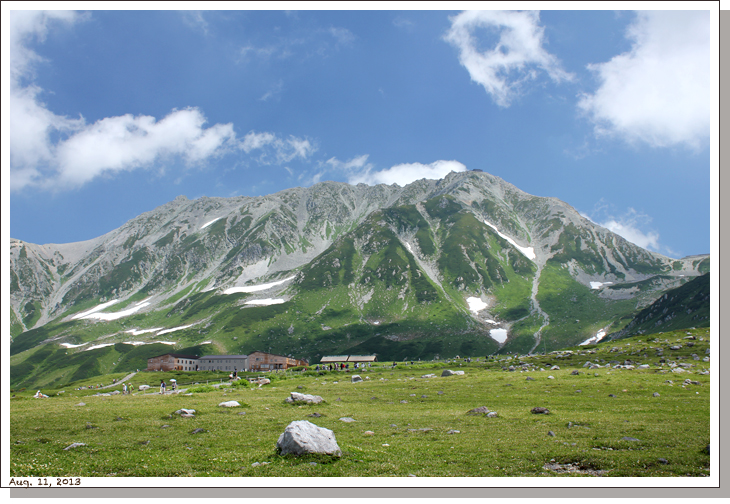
[9,329,711,478]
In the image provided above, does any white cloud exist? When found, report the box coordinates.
[9,11,239,192]
[241,131,316,165]
[578,11,710,149]
[241,131,277,152]
[584,203,671,255]
[48,108,236,189]
[599,217,659,251]
[329,26,355,46]
[444,10,573,107]
[181,11,209,35]
[349,160,467,187]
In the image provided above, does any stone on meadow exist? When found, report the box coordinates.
[219,401,240,407]
[351,375,363,383]
[276,420,342,457]
[285,392,324,404]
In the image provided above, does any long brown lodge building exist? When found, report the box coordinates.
[147,351,308,372]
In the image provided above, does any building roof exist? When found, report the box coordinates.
[320,355,376,363]
[347,355,377,362]
[198,355,248,359]
[248,351,298,360]
[149,353,199,360]
[320,355,349,363]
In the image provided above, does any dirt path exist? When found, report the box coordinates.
[99,371,137,389]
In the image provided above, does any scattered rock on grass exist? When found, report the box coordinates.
[285,392,323,404]
[351,375,363,383]
[276,420,342,456]
[467,406,490,415]
[339,417,356,423]
[191,428,206,434]
[531,407,550,415]
[63,443,86,451]
[219,401,240,407]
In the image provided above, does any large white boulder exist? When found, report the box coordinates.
[285,392,324,404]
[351,375,363,383]
[219,401,240,407]
[276,420,342,456]
[441,370,465,376]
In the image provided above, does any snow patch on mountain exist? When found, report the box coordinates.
[590,281,613,289]
[483,220,535,260]
[60,342,89,348]
[71,300,120,320]
[200,217,222,230]
[78,302,151,321]
[125,328,163,336]
[466,297,488,314]
[157,324,195,336]
[490,328,508,343]
[580,329,606,346]
[224,276,295,294]
[245,298,286,306]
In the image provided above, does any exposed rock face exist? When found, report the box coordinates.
[276,420,342,457]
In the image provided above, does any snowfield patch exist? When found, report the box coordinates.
[466,297,488,314]
[483,220,535,261]
[245,298,286,306]
[223,276,296,294]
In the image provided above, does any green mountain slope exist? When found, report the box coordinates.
[9,171,709,389]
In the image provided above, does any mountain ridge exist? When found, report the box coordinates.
[10,170,709,388]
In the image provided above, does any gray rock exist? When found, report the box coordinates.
[447,430,460,434]
[550,365,560,370]
[570,370,580,375]
[653,392,660,397]
[307,412,322,418]
[339,417,356,423]
[63,443,86,450]
[75,402,86,407]
[531,407,550,415]
[421,374,436,378]
[669,345,682,350]
[351,375,363,383]
[467,406,490,415]
[622,436,641,442]
[548,431,555,437]
[174,408,196,416]
[441,369,464,376]
[219,401,240,407]
[400,400,408,404]
[658,458,669,464]
[276,420,342,457]
[421,395,427,398]
[526,376,535,381]
[486,412,498,418]
[191,428,206,434]
[286,392,324,404]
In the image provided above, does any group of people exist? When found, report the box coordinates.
[122,383,134,394]
[159,380,177,394]
[314,362,372,371]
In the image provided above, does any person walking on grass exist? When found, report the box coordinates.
[123,383,127,395]
[160,380,166,395]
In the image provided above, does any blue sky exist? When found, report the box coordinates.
[5,6,717,258]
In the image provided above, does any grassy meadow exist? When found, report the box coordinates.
[9,329,711,478]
